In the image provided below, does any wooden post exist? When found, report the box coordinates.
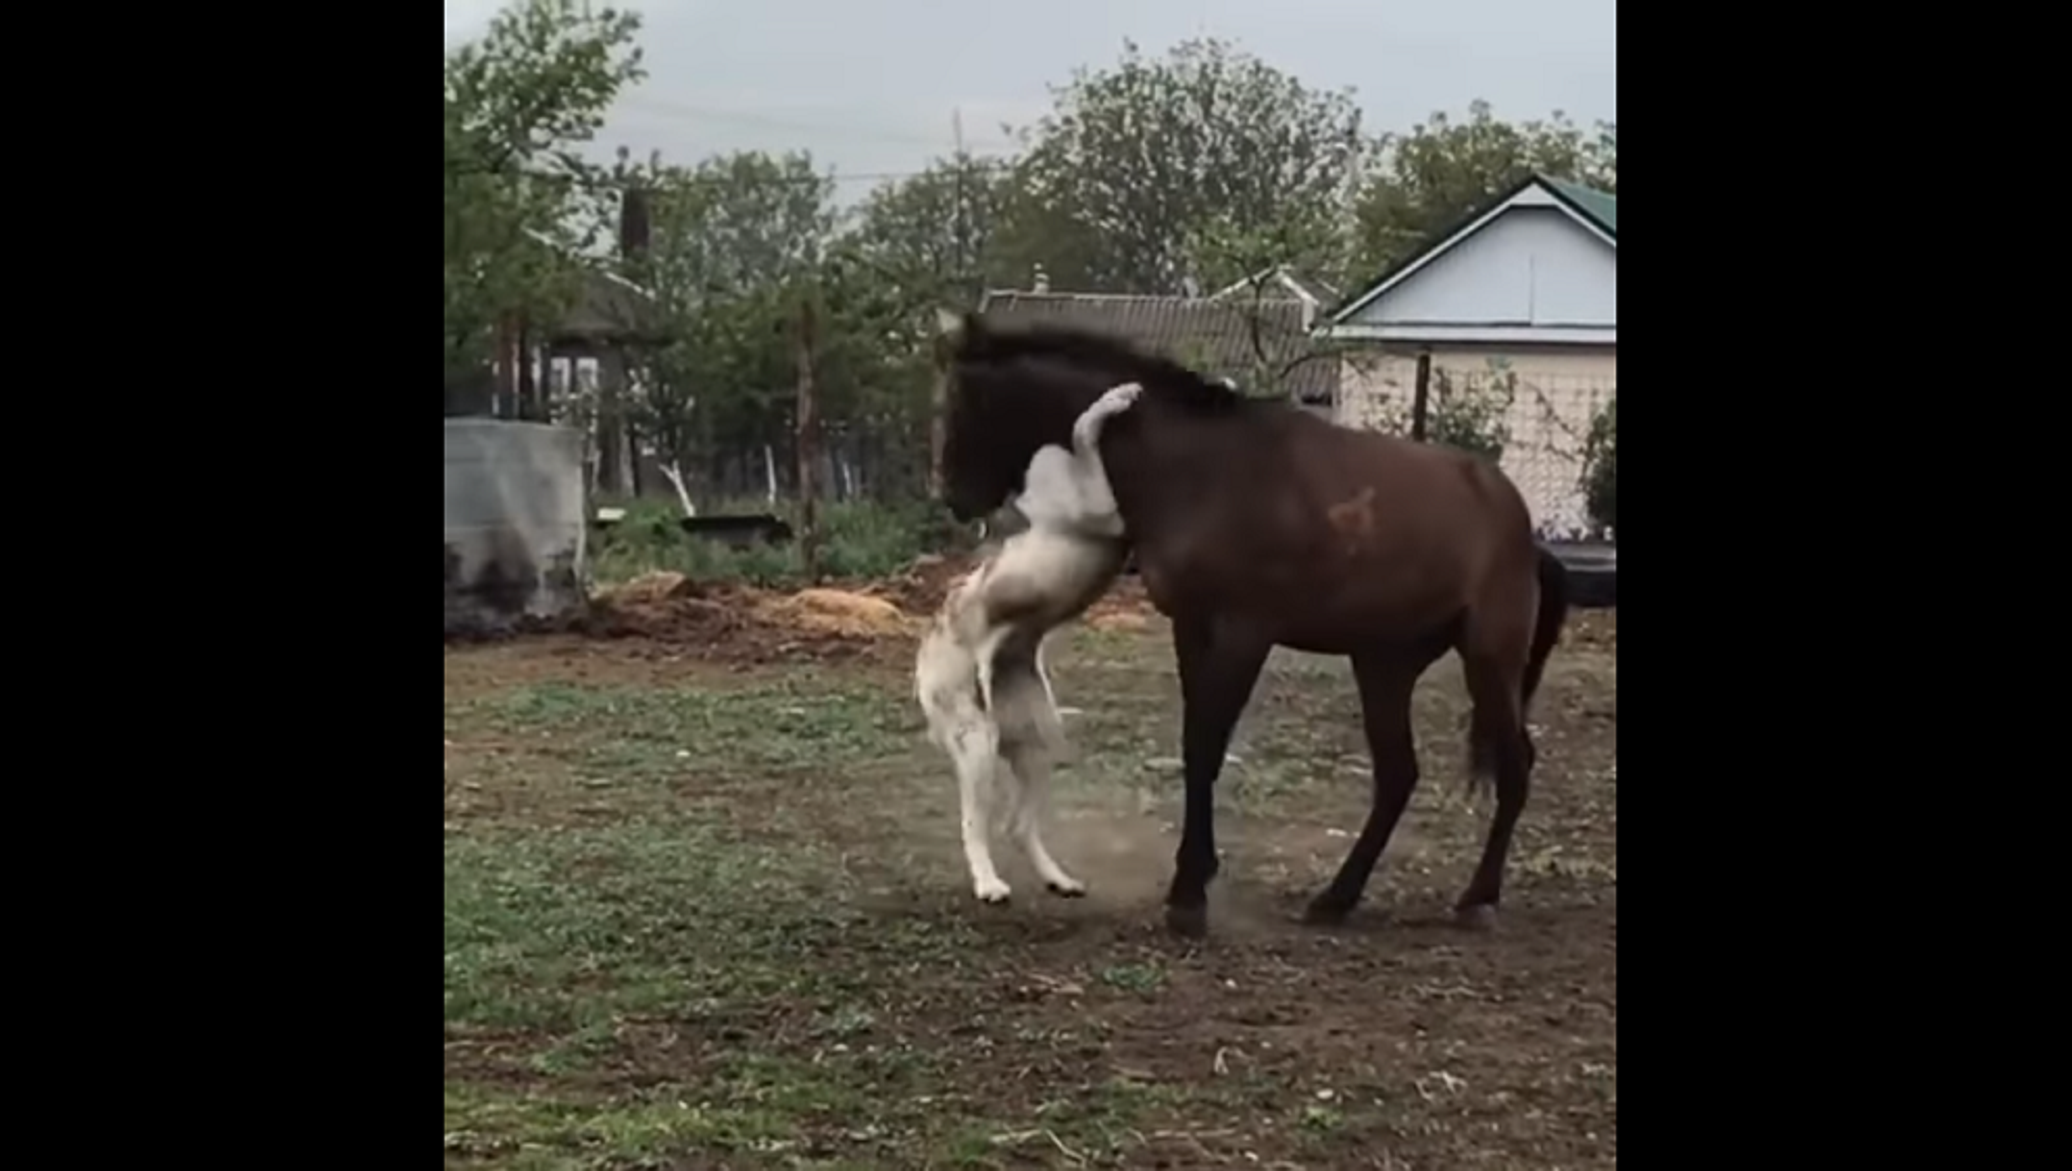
[515,318,537,421]
[495,311,520,418]
[1410,351,1433,442]
[596,348,628,496]
[794,297,822,583]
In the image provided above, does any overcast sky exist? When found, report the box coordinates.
[444,0,1616,199]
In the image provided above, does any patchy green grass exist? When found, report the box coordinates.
[445,623,1618,1169]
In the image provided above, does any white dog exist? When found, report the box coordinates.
[914,380,1143,903]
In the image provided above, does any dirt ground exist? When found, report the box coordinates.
[444,562,1616,1169]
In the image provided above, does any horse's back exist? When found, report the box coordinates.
[1288,409,1536,541]
[1124,402,1539,643]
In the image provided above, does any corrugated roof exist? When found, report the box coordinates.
[1542,176,1616,236]
[976,290,1339,405]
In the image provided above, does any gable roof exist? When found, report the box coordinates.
[1322,173,1616,327]
[1208,265,1341,312]
[517,226,669,345]
[1542,176,1617,235]
[977,289,1339,405]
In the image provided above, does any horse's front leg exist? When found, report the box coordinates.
[1164,615,1270,937]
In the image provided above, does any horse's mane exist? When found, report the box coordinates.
[960,321,1253,415]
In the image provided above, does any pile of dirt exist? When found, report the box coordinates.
[568,559,1162,663]
[756,588,917,638]
[862,553,1159,631]
[861,554,979,616]
[577,574,870,664]
[1082,576,1155,631]
[604,569,705,605]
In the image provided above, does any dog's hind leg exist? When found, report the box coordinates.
[1000,740,1084,897]
[994,646,1086,897]
[947,714,1012,904]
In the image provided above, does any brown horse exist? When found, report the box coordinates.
[934,311,1571,937]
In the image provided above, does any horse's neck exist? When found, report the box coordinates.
[1101,405,1267,537]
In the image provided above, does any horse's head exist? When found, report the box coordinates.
[934,309,1250,521]
[936,310,1099,520]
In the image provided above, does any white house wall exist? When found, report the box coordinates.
[1342,207,1616,335]
[1337,345,1616,536]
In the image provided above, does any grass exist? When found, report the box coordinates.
[588,496,968,587]
[445,622,1619,1169]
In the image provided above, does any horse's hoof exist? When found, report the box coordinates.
[1164,903,1209,938]
[1301,896,1353,926]
[1453,903,1497,931]
[1045,879,1087,898]
[974,881,1012,905]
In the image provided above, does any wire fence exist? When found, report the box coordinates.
[506,351,1613,533]
[1334,359,1615,538]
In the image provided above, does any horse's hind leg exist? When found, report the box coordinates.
[1304,652,1423,925]
[1455,639,1534,930]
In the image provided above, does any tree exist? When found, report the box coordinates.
[1180,214,1351,303]
[443,0,645,379]
[843,155,1017,312]
[1002,38,1368,294]
[1351,100,1616,278]
[611,150,836,484]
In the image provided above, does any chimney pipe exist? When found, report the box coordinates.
[619,187,651,258]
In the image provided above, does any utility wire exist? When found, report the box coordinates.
[613,94,1022,153]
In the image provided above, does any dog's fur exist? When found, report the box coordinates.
[914,381,1142,902]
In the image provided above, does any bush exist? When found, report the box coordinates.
[1581,394,1616,535]
[588,496,968,587]
[1427,364,1516,462]
[1352,357,1515,460]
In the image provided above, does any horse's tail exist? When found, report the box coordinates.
[1467,545,1571,785]
[1521,544,1571,717]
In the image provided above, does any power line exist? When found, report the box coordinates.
[450,159,1012,190]
[613,94,1021,153]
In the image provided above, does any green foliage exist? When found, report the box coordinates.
[1582,394,1617,534]
[606,150,948,501]
[609,149,837,479]
[443,0,645,375]
[589,498,955,587]
[1352,100,1617,278]
[1183,215,1350,303]
[1352,359,1515,460]
[1002,37,1369,293]
[842,154,1018,312]
[444,22,1616,512]
[1426,362,1516,462]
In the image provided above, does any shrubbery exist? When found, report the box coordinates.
[589,496,970,587]
[1582,394,1616,535]
[1426,365,1515,462]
